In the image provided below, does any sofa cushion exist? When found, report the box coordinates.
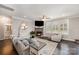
[30,38,40,47]
[21,39,29,46]
[30,41,46,51]
[51,34,62,42]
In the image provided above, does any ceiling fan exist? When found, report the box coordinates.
[38,15,51,21]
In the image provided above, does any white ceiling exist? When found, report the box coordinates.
[2,4,79,20]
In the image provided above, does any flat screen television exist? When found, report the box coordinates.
[35,21,44,26]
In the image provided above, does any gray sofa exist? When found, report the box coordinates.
[51,34,62,42]
[12,37,30,55]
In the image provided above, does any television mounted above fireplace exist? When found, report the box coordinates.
[35,21,44,26]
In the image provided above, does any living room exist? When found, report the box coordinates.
[0,4,79,55]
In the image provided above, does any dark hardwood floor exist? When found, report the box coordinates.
[1,39,79,55]
[0,39,18,55]
[53,40,79,55]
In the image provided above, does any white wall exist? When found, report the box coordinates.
[68,17,79,40]
[0,16,11,40]
[0,5,13,40]
[44,19,68,34]
[44,17,79,41]
[61,17,79,41]
[12,18,34,38]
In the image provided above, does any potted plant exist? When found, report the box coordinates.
[30,31,35,38]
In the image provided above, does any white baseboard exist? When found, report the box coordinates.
[62,38,75,42]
